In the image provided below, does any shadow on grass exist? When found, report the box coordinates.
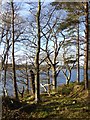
[87,90,90,111]
[2,96,39,120]
[2,86,90,120]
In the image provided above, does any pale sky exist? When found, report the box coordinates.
[2,0,54,4]
[1,0,89,4]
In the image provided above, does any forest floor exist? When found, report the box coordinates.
[2,82,90,120]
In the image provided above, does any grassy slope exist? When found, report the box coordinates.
[2,82,90,120]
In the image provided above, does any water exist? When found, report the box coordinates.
[0,68,89,96]
[57,69,84,85]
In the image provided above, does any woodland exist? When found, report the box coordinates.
[0,1,90,119]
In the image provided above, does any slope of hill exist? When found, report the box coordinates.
[2,82,90,120]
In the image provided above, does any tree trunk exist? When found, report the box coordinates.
[52,65,57,90]
[4,57,8,89]
[30,70,35,95]
[88,1,90,87]
[77,22,80,83]
[47,67,50,94]
[26,61,29,94]
[4,28,9,89]
[35,0,41,102]
[11,1,18,99]
[84,2,89,89]
[66,70,71,85]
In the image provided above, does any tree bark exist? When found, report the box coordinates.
[11,1,18,99]
[88,1,90,88]
[35,0,41,102]
[77,22,80,83]
[26,61,29,94]
[52,65,57,90]
[4,27,9,89]
[84,2,89,89]
[47,67,51,94]
[30,70,35,95]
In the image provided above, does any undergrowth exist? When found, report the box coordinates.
[2,82,90,120]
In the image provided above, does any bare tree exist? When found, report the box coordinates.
[77,22,80,83]
[34,0,41,102]
[62,48,76,85]
[11,1,18,99]
[84,2,89,89]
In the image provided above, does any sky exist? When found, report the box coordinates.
[1,0,54,4]
[0,0,87,66]
[1,0,89,4]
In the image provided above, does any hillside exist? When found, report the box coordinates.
[2,82,90,120]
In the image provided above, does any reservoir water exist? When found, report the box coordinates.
[0,68,90,96]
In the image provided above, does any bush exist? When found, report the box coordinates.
[61,85,73,95]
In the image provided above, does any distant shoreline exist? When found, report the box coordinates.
[0,63,85,70]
